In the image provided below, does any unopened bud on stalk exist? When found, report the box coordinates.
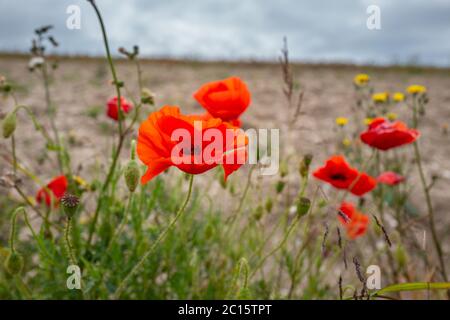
[279,161,288,178]
[253,205,264,221]
[299,154,313,178]
[124,140,140,192]
[61,193,80,218]
[2,110,17,138]
[275,180,285,194]
[265,197,273,213]
[141,88,155,105]
[296,197,311,217]
[4,250,24,275]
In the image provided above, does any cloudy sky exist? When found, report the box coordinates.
[0,0,449,66]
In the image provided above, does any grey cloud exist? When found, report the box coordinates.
[0,0,449,66]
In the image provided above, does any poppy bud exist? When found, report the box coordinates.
[61,193,79,218]
[275,180,285,194]
[296,197,311,217]
[124,140,140,192]
[4,251,24,275]
[2,111,17,138]
[141,88,155,105]
[395,244,408,270]
[265,197,273,213]
[279,161,288,178]
[299,154,313,178]
[253,205,264,221]
[124,160,140,192]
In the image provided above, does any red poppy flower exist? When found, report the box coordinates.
[193,77,250,125]
[338,202,369,239]
[106,96,133,121]
[377,171,405,185]
[137,106,247,184]
[36,175,68,207]
[360,118,420,151]
[313,155,376,196]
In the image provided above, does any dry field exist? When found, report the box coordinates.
[1,53,450,299]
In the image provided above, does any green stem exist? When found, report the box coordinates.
[250,212,303,279]
[64,217,77,266]
[113,174,194,299]
[11,134,17,175]
[413,141,448,282]
[106,193,133,254]
[86,0,127,248]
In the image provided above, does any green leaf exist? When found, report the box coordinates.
[375,282,450,295]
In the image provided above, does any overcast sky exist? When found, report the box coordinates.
[0,0,449,66]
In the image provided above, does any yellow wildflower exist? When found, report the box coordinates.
[353,74,370,86]
[372,92,389,103]
[393,92,405,102]
[73,175,88,189]
[335,117,349,127]
[342,138,351,147]
[387,112,398,121]
[364,118,373,126]
[407,84,426,95]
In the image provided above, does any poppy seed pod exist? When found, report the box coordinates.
[2,111,17,138]
[4,251,24,275]
[296,197,311,217]
[60,193,79,218]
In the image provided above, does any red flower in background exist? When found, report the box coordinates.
[137,106,247,184]
[36,175,68,207]
[107,96,133,121]
[313,155,376,196]
[377,171,405,185]
[360,118,420,151]
[193,77,250,125]
[338,202,369,239]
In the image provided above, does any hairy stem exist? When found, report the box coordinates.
[113,174,194,299]
[413,141,447,282]
[64,217,77,266]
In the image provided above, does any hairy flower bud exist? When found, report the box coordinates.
[141,88,155,105]
[265,197,273,213]
[2,111,17,138]
[279,161,288,178]
[253,205,264,221]
[124,140,140,192]
[61,193,79,218]
[299,154,313,178]
[124,160,140,192]
[4,251,24,275]
[296,197,311,217]
[275,180,285,194]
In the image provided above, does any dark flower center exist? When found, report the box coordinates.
[330,173,348,181]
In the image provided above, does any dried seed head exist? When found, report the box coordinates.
[61,193,80,218]
[4,251,24,275]
[2,111,17,138]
